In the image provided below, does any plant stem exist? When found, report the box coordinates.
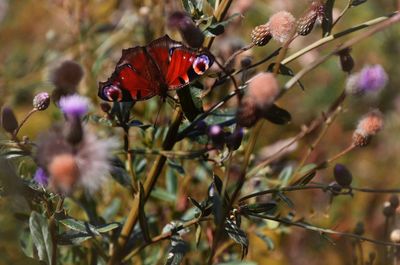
[248,213,400,247]
[13,108,38,138]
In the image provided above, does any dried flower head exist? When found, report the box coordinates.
[352,109,384,147]
[247,72,280,108]
[251,23,272,46]
[268,11,296,43]
[33,92,50,111]
[1,106,18,133]
[346,65,388,95]
[297,0,325,36]
[59,94,90,118]
[236,96,258,128]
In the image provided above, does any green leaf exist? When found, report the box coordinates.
[203,13,240,37]
[298,163,317,175]
[262,104,291,125]
[240,202,277,215]
[57,215,100,236]
[267,63,305,90]
[255,231,275,250]
[177,85,203,121]
[224,219,249,259]
[95,223,120,233]
[110,156,132,188]
[58,230,92,245]
[151,187,176,202]
[195,224,202,248]
[29,211,53,265]
[322,0,335,36]
[278,166,293,187]
[351,0,367,6]
[165,238,189,265]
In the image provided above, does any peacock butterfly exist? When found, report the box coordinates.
[98,35,214,102]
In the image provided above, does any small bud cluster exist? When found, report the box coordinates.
[352,109,384,147]
[236,73,280,128]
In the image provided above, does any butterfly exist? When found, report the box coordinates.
[98,35,214,102]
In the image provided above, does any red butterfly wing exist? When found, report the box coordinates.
[166,48,214,90]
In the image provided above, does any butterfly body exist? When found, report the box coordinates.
[99,35,213,102]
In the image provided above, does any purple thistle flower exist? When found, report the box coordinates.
[59,94,90,117]
[346,64,388,96]
[357,65,388,93]
[34,167,49,186]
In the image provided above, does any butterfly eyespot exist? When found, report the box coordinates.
[193,55,210,75]
[103,85,123,102]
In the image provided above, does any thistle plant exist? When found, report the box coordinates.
[1,1,400,265]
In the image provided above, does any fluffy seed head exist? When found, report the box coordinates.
[33,92,50,111]
[236,96,258,128]
[346,65,388,96]
[353,109,384,147]
[390,229,400,243]
[251,23,272,46]
[268,11,296,43]
[247,73,280,108]
[48,153,80,194]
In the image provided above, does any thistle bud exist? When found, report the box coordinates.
[251,23,272,46]
[208,125,225,148]
[353,109,384,147]
[297,0,325,36]
[383,201,396,217]
[33,92,50,111]
[50,60,84,90]
[1,106,18,133]
[333,164,353,188]
[226,128,244,151]
[337,48,354,73]
[168,11,204,48]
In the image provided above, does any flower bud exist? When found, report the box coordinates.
[390,195,399,209]
[297,0,325,36]
[337,48,354,73]
[268,11,296,43]
[353,109,384,147]
[390,229,400,243]
[33,92,50,111]
[251,23,272,46]
[1,106,18,133]
[208,125,225,148]
[168,11,204,48]
[226,128,244,151]
[50,60,84,91]
[383,201,396,217]
[333,164,353,188]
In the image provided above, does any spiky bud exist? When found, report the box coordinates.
[33,92,50,111]
[297,0,325,36]
[251,23,272,46]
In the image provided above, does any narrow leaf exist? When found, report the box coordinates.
[29,211,53,265]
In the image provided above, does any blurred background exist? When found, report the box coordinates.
[1,0,400,264]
